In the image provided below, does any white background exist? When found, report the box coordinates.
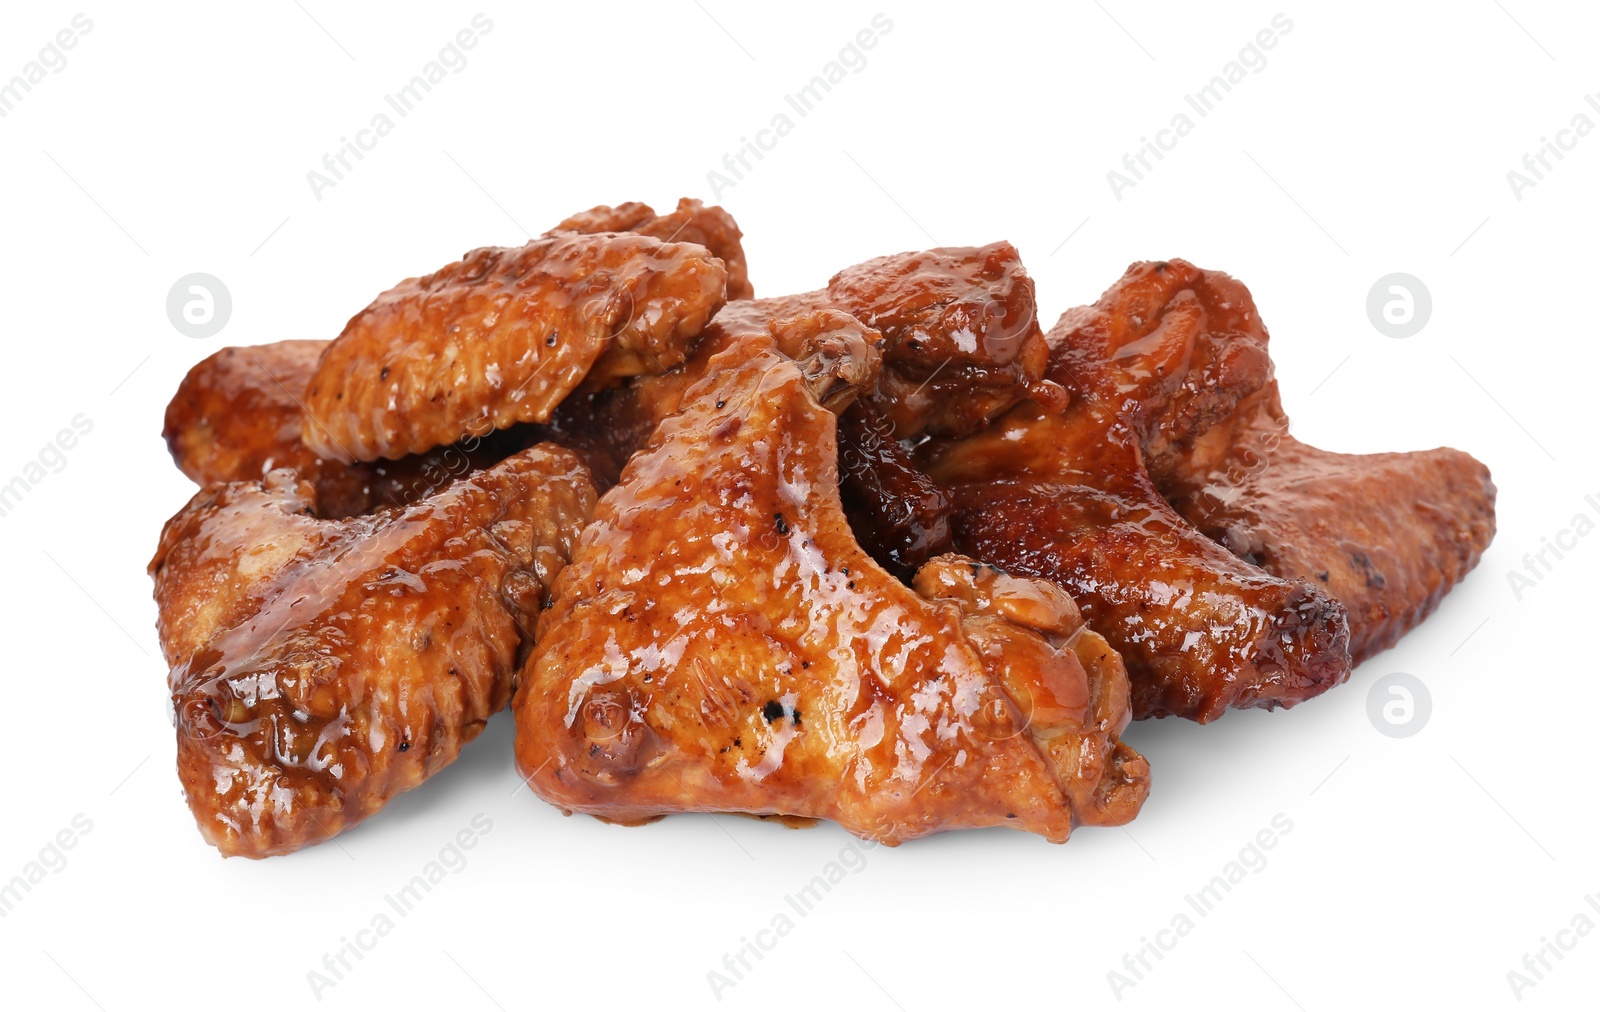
[1,2,1596,1009]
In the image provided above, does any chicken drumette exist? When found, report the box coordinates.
[151,446,597,857]
[513,315,1148,842]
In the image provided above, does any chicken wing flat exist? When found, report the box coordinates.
[919,266,1352,721]
[513,321,1148,842]
[302,232,728,463]
[149,446,597,857]
[921,402,1350,722]
[1105,262,1498,661]
[164,340,526,518]
[546,197,754,301]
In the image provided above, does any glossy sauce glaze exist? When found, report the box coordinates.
[165,339,531,518]
[303,231,728,463]
[513,327,1147,842]
[546,197,754,302]
[150,446,596,857]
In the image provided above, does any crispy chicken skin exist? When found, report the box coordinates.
[164,341,526,518]
[1119,263,1498,662]
[546,197,754,301]
[149,446,597,858]
[302,232,728,463]
[513,321,1147,842]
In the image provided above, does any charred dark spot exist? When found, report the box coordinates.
[546,330,559,346]
[715,399,726,409]
[762,700,784,723]
[398,741,410,752]
[774,513,790,537]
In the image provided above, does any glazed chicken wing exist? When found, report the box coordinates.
[164,340,526,518]
[921,402,1350,722]
[1112,262,1498,661]
[512,318,1148,842]
[547,197,754,301]
[919,261,1355,721]
[303,232,727,462]
[150,446,597,857]
[541,243,1053,570]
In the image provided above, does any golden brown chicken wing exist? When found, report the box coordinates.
[164,340,526,518]
[512,320,1147,842]
[302,232,728,463]
[546,197,754,301]
[150,446,597,857]
[1109,262,1498,662]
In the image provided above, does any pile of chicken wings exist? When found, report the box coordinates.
[152,199,1496,858]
